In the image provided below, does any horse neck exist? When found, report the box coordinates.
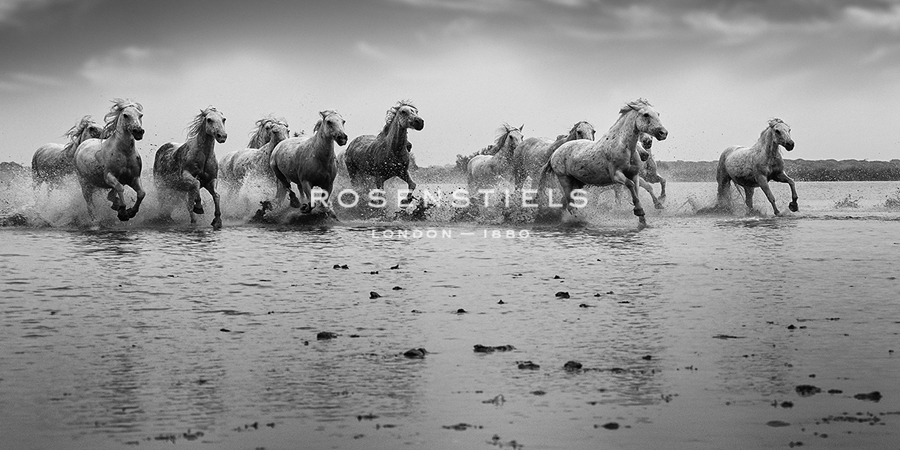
[608,111,641,153]
[756,128,782,161]
[491,139,514,166]
[192,130,217,160]
[107,124,136,155]
[311,129,336,162]
[261,133,285,157]
[384,118,408,154]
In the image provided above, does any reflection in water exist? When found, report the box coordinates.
[2,208,900,449]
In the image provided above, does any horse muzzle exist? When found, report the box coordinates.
[216,132,228,144]
[336,134,348,146]
[784,141,795,151]
[132,128,145,141]
[411,118,425,131]
[654,128,668,141]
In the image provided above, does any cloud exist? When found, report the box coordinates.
[0,71,64,92]
[389,0,513,13]
[681,11,770,41]
[843,4,900,31]
[79,46,174,86]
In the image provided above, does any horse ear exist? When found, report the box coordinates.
[519,124,525,132]
[319,111,327,120]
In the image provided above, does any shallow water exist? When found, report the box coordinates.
[2,180,900,449]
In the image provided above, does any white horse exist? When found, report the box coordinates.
[32,116,103,190]
[714,118,797,215]
[467,123,524,192]
[270,110,348,213]
[511,121,594,190]
[73,99,146,222]
[539,99,668,227]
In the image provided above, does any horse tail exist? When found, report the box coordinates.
[536,160,554,206]
[715,148,735,208]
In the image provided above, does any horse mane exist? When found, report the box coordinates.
[61,116,97,152]
[186,106,220,140]
[767,118,785,128]
[618,98,652,115]
[380,100,417,136]
[101,98,142,138]
[314,110,340,134]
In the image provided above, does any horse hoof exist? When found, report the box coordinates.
[654,202,664,210]
[300,203,312,214]
[633,207,645,217]
[789,201,798,212]
[117,211,130,222]
[193,205,204,215]
[128,208,139,219]
[211,217,222,229]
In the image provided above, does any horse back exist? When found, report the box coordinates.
[345,134,379,174]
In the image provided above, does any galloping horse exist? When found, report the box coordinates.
[153,107,228,228]
[512,121,595,190]
[344,100,424,200]
[269,110,348,213]
[219,120,290,187]
[539,98,668,227]
[714,118,797,215]
[612,133,667,209]
[74,99,146,222]
[467,124,524,192]
[32,116,103,190]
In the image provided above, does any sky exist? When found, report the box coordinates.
[1,0,899,167]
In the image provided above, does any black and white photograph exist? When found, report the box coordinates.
[1,1,899,448]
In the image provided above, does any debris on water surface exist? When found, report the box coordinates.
[827,389,843,394]
[369,291,381,299]
[220,328,230,333]
[474,344,515,353]
[442,423,482,431]
[642,355,652,360]
[390,264,400,270]
[553,275,562,279]
[357,414,378,421]
[403,348,427,359]
[482,394,505,405]
[780,401,794,408]
[517,361,540,370]
[497,300,505,304]
[795,385,822,397]
[788,441,804,448]
[488,434,523,449]
[456,308,467,314]
[596,422,620,430]
[819,412,882,425]
[853,391,882,402]
[182,429,204,441]
[578,303,593,308]
[766,420,791,427]
[555,291,570,298]
[332,264,349,270]
[317,331,338,340]
[392,286,403,290]
[712,334,745,339]
[563,361,582,371]
[531,390,546,396]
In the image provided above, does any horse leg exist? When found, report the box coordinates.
[555,174,576,215]
[743,186,757,215]
[774,172,798,212]
[299,180,313,214]
[204,180,222,229]
[126,177,145,219]
[103,172,130,221]
[80,183,97,221]
[614,170,645,226]
[756,176,781,216]
[658,176,667,201]
[107,189,123,211]
[639,177,663,209]
[399,171,417,203]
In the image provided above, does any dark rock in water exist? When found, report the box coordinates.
[474,344,515,353]
[553,275,562,279]
[357,413,378,421]
[317,331,338,340]
[563,361,583,371]
[392,286,403,290]
[578,303,593,308]
[555,291,570,298]
[781,401,794,408]
[787,324,796,330]
[597,422,620,430]
[369,291,381,299]
[403,348,427,359]
[641,355,652,360]
[795,385,821,397]
[827,389,843,394]
[766,420,791,427]
[517,361,540,370]
[390,264,400,270]
[853,391,882,402]
[497,300,505,305]
[331,264,349,270]
[456,308,467,314]
[531,390,546,396]
[441,422,480,431]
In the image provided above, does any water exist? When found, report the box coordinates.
[2,179,900,449]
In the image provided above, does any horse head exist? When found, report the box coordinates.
[637,133,654,162]
[319,110,348,146]
[571,121,595,140]
[497,123,524,155]
[104,99,144,141]
[628,99,667,142]
[769,118,794,151]
[198,107,228,144]
[68,116,103,142]
[389,102,424,131]
[269,122,290,141]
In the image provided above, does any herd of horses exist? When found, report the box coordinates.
[30,97,798,228]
